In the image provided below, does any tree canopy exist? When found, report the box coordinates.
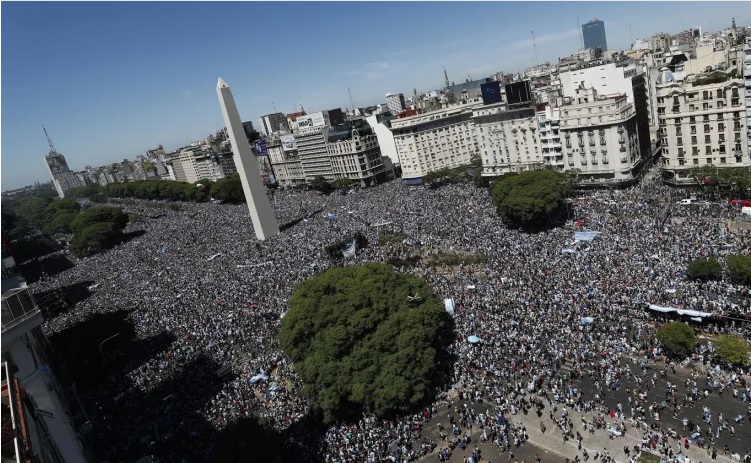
[713,334,751,366]
[280,263,454,423]
[657,322,698,359]
[70,207,129,235]
[69,221,125,257]
[489,169,570,231]
[686,257,723,281]
[210,174,246,203]
[310,176,334,194]
[725,255,751,285]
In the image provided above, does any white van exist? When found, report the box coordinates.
[678,199,692,205]
[741,206,751,216]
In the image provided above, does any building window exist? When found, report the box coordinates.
[693,159,699,165]
[720,157,726,164]
[691,136,697,144]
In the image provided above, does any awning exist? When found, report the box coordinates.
[403,177,423,186]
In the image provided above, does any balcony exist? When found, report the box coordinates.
[1,287,41,334]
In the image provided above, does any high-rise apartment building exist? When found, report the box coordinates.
[656,68,749,184]
[267,134,306,188]
[385,93,406,115]
[2,234,90,463]
[391,103,481,184]
[327,123,386,186]
[559,85,643,185]
[45,150,85,198]
[582,19,608,52]
[474,104,543,176]
[258,113,289,137]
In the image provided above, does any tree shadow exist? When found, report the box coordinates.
[121,229,147,244]
[87,355,237,463]
[11,234,62,262]
[19,253,74,283]
[48,310,138,386]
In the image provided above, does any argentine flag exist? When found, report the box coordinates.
[341,239,357,258]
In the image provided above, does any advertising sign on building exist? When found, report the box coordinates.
[296,112,326,131]
[480,81,502,105]
[255,140,268,156]
[327,108,345,126]
[504,81,532,105]
[280,135,297,152]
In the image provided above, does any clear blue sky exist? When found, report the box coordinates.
[2,2,749,190]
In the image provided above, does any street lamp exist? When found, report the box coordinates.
[98,333,120,365]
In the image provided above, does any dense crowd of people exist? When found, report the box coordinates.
[31,166,751,463]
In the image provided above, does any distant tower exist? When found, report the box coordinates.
[43,126,73,198]
[216,78,279,241]
[444,69,450,88]
[732,17,737,29]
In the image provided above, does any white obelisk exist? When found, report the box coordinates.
[216,78,280,240]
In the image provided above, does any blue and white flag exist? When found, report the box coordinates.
[574,231,601,242]
[328,213,337,222]
[341,239,357,258]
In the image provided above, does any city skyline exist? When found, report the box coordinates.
[2,2,750,190]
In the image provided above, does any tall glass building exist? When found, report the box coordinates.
[582,19,607,52]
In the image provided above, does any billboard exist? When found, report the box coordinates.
[296,112,326,131]
[505,81,532,105]
[254,140,268,156]
[327,108,345,126]
[480,81,502,105]
[280,134,297,152]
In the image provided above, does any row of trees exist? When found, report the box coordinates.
[687,166,751,199]
[2,193,130,258]
[657,321,751,365]
[65,175,253,204]
[309,177,357,195]
[686,255,751,285]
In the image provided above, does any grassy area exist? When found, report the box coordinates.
[378,230,408,246]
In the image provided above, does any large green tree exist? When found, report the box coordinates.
[713,334,751,366]
[210,174,245,203]
[70,207,128,235]
[280,263,454,423]
[686,257,722,281]
[726,255,751,285]
[657,322,698,359]
[490,169,570,231]
[69,222,125,257]
[309,176,334,194]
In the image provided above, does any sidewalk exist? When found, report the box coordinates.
[509,403,737,463]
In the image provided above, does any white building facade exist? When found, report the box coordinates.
[385,93,406,115]
[391,103,481,183]
[327,132,385,186]
[473,104,544,176]
[656,70,749,183]
[559,86,643,185]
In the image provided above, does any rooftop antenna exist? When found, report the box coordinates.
[532,30,539,66]
[577,17,584,48]
[272,101,277,112]
[444,68,450,88]
[43,125,57,154]
[348,87,355,112]
[629,24,634,47]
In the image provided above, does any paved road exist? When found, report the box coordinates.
[571,356,750,455]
